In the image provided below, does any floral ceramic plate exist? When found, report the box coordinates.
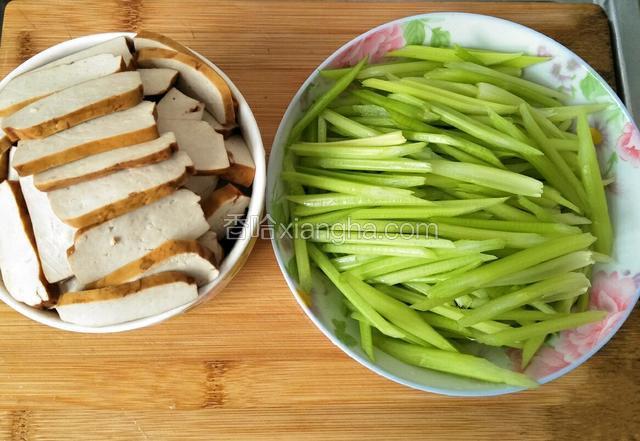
[267,13,640,395]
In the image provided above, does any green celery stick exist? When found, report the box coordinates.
[281,171,413,198]
[292,203,354,217]
[307,242,405,338]
[287,193,431,208]
[387,92,433,109]
[351,116,397,128]
[476,82,526,106]
[496,55,552,68]
[520,103,588,209]
[494,66,522,77]
[290,141,426,159]
[516,196,554,222]
[460,273,590,326]
[531,107,570,139]
[402,77,519,113]
[321,109,380,138]
[420,312,475,338]
[362,78,517,115]
[551,212,592,225]
[350,256,435,279]
[310,229,454,248]
[289,57,367,142]
[293,229,313,294]
[429,159,542,196]
[542,185,582,213]
[431,67,562,107]
[357,318,376,361]
[352,88,436,121]
[537,103,610,122]
[417,78,479,96]
[412,233,596,310]
[543,289,587,303]
[448,61,567,100]
[344,274,456,351]
[530,301,557,314]
[405,131,503,168]
[332,254,381,271]
[376,337,538,388]
[577,113,613,254]
[322,243,438,258]
[409,260,485,283]
[301,157,432,173]
[389,284,512,334]
[477,311,607,346]
[484,202,539,222]
[295,209,358,226]
[547,138,579,152]
[387,45,523,66]
[296,167,427,188]
[521,333,545,369]
[434,222,548,249]
[431,217,581,235]
[374,255,492,285]
[429,103,542,157]
[333,104,389,117]
[486,108,529,142]
[317,116,327,142]
[433,143,494,167]
[350,198,508,219]
[494,310,565,321]
[283,153,313,292]
[388,109,440,131]
[289,131,405,148]
[321,60,442,80]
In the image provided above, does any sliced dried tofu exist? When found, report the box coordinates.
[198,231,224,266]
[136,47,234,124]
[12,101,158,175]
[202,183,250,238]
[89,240,218,288]
[33,36,134,72]
[157,87,204,120]
[134,31,192,54]
[158,119,229,174]
[183,175,218,200]
[220,135,255,187]
[19,175,75,283]
[202,110,237,138]
[2,71,143,141]
[56,272,198,327]
[0,54,126,117]
[68,189,209,285]
[33,132,177,191]
[0,180,55,306]
[47,151,193,228]
[138,68,178,96]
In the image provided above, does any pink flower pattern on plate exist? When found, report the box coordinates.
[525,271,638,379]
[331,24,405,68]
[617,123,640,167]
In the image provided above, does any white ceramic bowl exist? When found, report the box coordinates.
[268,13,640,395]
[0,32,266,333]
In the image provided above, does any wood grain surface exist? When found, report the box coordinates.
[0,1,637,440]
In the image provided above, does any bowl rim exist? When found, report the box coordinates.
[0,32,266,333]
[267,11,640,396]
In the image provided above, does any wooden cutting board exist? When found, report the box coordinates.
[0,1,637,440]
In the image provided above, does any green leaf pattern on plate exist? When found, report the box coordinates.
[403,20,426,45]
[430,27,451,48]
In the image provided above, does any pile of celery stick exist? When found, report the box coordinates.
[281,44,612,388]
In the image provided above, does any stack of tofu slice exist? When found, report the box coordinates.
[0,32,256,327]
